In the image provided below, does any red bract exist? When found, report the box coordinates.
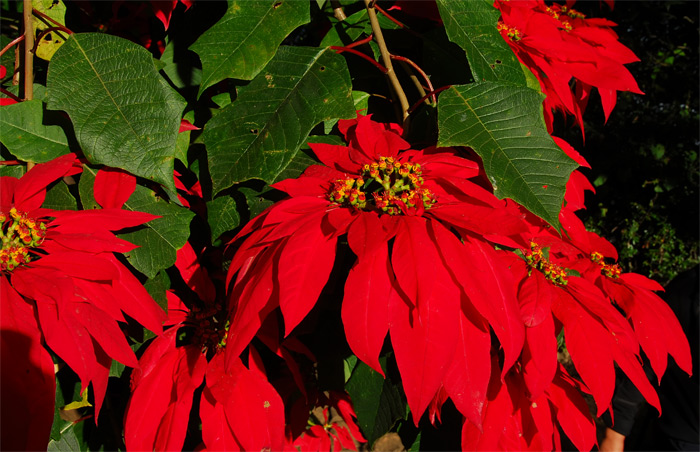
[0,155,165,442]
[225,114,530,424]
[495,0,642,132]
[151,0,193,31]
[292,391,366,452]
[479,192,692,448]
[124,243,288,452]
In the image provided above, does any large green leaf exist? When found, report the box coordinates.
[436,0,526,85]
[190,0,310,96]
[345,357,406,447]
[46,33,185,198]
[120,184,195,279]
[0,100,70,163]
[207,195,240,242]
[437,83,577,229]
[43,179,77,211]
[204,46,355,195]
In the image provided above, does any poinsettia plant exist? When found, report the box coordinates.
[0,0,692,451]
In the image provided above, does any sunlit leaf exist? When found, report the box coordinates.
[438,82,577,228]
[120,185,195,278]
[436,0,525,85]
[0,100,70,162]
[204,46,354,194]
[191,0,310,96]
[47,33,185,198]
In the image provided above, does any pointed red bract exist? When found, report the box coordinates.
[342,239,391,376]
[390,239,460,425]
[0,278,55,451]
[547,368,597,452]
[2,154,164,424]
[443,306,491,429]
[278,217,338,336]
[94,167,136,209]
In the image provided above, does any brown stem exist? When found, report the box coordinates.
[13,35,20,86]
[407,85,451,114]
[398,60,428,106]
[0,87,22,102]
[392,54,436,105]
[23,0,34,102]
[330,0,346,21]
[364,0,410,123]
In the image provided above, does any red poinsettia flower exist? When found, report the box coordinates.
[124,242,288,452]
[558,212,693,384]
[495,0,642,132]
[292,391,366,452]
[0,154,166,447]
[473,196,693,450]
[460,356,597,452]
[225,114,530,424]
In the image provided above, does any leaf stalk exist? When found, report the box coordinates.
[364,0,410,124]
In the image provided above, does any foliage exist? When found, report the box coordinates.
[0,1,693,451]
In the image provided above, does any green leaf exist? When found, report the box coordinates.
[46,33,186,198]
[144,270,170,313]
[159,40,202,90]
[120,184,195,279]
[271,149,318,185]
[0,100,70,163]
[437,82,577,229]
[51,367,83,442]
[78,165,99,210]
[345,357,406,446]
[436,0,525,85]
[190,0,310,96]
[48,422,86,452]
[33,0,67,61]
[343,355,358,383]
[323,90,370,134]
[320,9,369,48]
[174,127,190,165]
[271,135,344,184]
[240,186,274,219]
[204,46,355,195]
[43,179,77,210]
[0,165,24,178]
[1,36,15,77]
[207,195,240,242]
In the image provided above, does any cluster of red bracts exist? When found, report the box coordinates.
[1,1,691,451]
[1,154,164,450]
[495,0,643,134]
[218,113,691,451]
[3,115,690,451]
